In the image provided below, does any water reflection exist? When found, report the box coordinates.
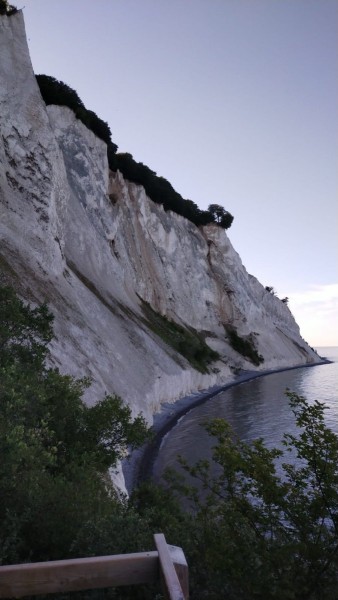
[153,357,338,484]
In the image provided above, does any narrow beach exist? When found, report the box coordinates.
[122,358,331,493]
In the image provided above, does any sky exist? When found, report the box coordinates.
[21,0,337,347]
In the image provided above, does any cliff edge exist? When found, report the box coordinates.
[0,11,319,427]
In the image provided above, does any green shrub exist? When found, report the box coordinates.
[110,152,233,230]
[226,326,264,365]
[208,204,234,229]
[141,301,219,373]
[153,392,338,599]
[0,285,150,564]
[0,0,17,15]
[36,75,118,152]
[36,74,234,232]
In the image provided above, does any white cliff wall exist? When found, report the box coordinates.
[0,12,68,278]
[0,12,319,428]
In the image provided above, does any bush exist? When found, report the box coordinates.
[226,325,264,365]
[0,286,149,564]
[136,392,338,599]
[110,152,233,230]
[36,75,234,232]
[0,0,17,15]
[208,204,234,229]
[141,301,219,373]
[36,75,118,152]
[166,392,338,599]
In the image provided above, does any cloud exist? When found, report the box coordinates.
[287,284,338,347]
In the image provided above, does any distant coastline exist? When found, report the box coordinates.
[123,357,331,492]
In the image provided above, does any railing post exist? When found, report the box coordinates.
[154,533,188,600]
[168,545,189,600]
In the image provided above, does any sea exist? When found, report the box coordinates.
[152,347,338,482]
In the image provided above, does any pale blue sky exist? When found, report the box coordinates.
[21,0,337,346]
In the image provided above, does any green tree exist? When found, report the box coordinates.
[208,204,234,229]
[0,0,17,15]
[0,286,150,564]
[159,391,338,599]
[36,75,118,152]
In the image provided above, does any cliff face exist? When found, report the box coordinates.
[0,12,319,424]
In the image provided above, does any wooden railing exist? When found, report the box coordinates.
[0,533,188,600]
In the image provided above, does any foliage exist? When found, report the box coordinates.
[36,75,118,152]
[36,74,234,232]
[138,392,338,599]
[141,300,219,373]
[208,204,234,229]
[2,288,338,600]
[226,325,264,366]
[0,285,53,369]
[0,286,149,565]
[0,0,17,15]
[265,288,290,305]
[109,152,224,228]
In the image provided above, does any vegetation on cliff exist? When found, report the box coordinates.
[0,0,17,16]
[1,287,337,599]
[141,300,220,373]
[0,286,150,564]
[136,392,338,599]
[36,75,117,151]
[36,74,234,231]
[226,325,264,365]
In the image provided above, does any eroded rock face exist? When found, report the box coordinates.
[0,11,319,432]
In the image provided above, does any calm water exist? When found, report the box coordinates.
[153,347,338,481]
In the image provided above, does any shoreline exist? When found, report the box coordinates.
[122,357,332,493]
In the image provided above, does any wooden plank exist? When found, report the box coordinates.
[0,552,159,598]
[168,545,189,600]
[154,534,186,600]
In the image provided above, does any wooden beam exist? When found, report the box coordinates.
[168,545,189,600]
[154,534,187,600]
[0,552,159,598]
[0,537,189,599]
[0,534,189,600]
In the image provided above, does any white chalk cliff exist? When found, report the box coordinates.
[0,11,319,430]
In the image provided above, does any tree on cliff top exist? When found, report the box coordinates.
[0,0,17,15]
[36,74,235,233]
[208,203,234,229]
[36,74,118,152]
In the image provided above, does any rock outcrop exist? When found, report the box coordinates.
[0,11,319,431]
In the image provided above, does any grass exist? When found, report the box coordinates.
[226,326,264,366]
[141,301,220,374]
